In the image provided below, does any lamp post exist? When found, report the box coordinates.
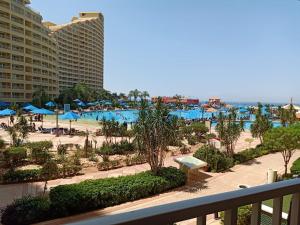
[55,108,59,137]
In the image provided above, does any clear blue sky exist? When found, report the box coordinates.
[31,0,300,103]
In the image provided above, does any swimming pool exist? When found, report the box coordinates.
[80,109,282,130]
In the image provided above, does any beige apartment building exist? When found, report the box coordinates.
[0,0,58,103]
[44,12,104,91]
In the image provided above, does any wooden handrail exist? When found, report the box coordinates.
[70,178,300,225]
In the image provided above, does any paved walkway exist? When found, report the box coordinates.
[1,151,298,224]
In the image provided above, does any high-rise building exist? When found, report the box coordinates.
[44,12,104,91]
[0,0,58,103]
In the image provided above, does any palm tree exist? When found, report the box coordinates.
[215,109,243,156]
[134,99,179,174]
[250,103,273,143]
[173,94,182,109]
[278,104,297,127]
[128,89,140,102]
[118,92,127,100]
[141,91,150,100]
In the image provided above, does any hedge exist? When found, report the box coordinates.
[2,169,41,183]
[1,196,51,225]
[1,165,81,184]
[233,145,270,164]
[49,167,186,216]
[291,157,300,175]
[194,144,274,173]
[1,167,186,225]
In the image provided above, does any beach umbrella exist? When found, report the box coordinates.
[0,109,16,116]
[59,111,80,134]
[45,101,56,107]
[0,109,16,126]
[23,105,39,111]
[73,99,81,103]
[31,108,54,127]
[31,108,54,115]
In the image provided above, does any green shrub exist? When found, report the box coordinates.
[97,159,121,171]
[98,140,135,156]
[194,145,233,172]
[27,141,53,164]
[57,144,68,155]
[1,164,81,184]
[112,140,135,154]
[233,146,270,164]
[187,136,198,145]
[49,167,186,217]
[2,169,41,183]
[291,157,300,175]
[4,147,27,168]
[125,154,147,166]
[1,196,51,225]
[220,205,252,225]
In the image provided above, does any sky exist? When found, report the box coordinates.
[31,0,300,103]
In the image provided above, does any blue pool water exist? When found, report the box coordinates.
[80,109,282,130]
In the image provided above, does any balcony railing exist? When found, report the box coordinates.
[71,178,300,225]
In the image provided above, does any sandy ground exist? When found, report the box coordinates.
[0,115,261,152]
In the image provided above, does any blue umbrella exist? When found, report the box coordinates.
[0,109,16,116]
[73,99,81,103]
[31,108,54,115]
[45,101,56,107]
[23,105,39,111]
[59,111,80,120]
[59,111,80,134]
[31,108,54,127]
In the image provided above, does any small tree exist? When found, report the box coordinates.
[190,122,209,141]
[41,160,59,194]
[134,99,179,174]
[264,126,300,176]
[6,115,30,147]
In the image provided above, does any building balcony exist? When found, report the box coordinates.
[72,178,300,225]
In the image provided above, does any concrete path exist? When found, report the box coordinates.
[2,151,296,225]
